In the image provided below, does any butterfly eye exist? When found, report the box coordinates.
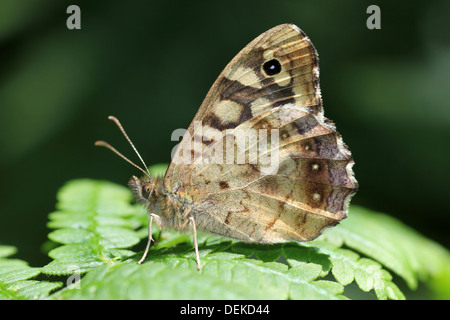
[262,59,282,76]
[143,183,154,196]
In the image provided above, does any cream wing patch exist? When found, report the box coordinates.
[226,65,262,89]
[213,100,244,124]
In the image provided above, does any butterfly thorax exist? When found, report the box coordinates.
[128,175,193,231]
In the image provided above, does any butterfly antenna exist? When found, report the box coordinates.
[95,116,151,178]
[95,141,150,178]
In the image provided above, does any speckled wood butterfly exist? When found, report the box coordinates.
[96,24,358,270]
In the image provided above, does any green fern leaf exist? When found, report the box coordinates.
[41,179,147,275]
[319,206,450,296]
[0,245,62,299]
[38,166,450,300]
[50,256,345,300]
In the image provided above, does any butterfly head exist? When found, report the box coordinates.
[129,175,156,204]
[95,115,159,204]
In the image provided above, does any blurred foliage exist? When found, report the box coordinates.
[0,0,449,299]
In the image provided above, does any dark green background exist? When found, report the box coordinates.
[0,0,449,267]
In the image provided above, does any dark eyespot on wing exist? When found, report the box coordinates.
[263,59,282,76]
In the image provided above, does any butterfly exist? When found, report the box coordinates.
[96,24,358,270]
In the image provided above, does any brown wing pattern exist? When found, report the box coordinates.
[164,24,357,242]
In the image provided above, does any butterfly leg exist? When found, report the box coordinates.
[138,213,161,265]
[189,216,201,271]
[155,228,162,244]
